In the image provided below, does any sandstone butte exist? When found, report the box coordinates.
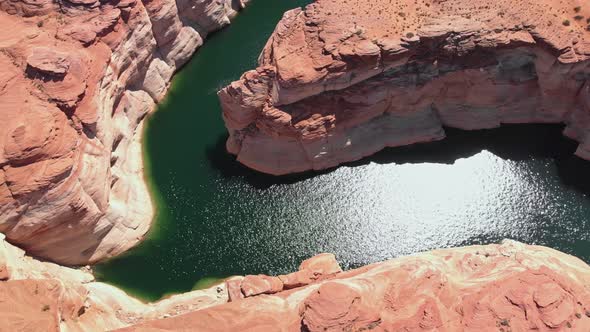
[4,0,590,330]
[219,0,590,175]
[0,0,250,265]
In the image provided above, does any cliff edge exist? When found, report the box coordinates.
[220,0,590,175]
[2,237,590,331]
[0,0,247,264]
[119,240,590,331]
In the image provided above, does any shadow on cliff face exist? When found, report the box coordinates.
[206,124,590,194]
[206,136,337,188]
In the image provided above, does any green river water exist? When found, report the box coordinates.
[95,0,590,301]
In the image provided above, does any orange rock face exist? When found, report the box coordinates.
[225,253,343,300]
[0,233,234,331]
[117,241,590,331]
[2,234,590,331]
[0,0,248,265]
[240,274,284,297]
[220,0,590,175]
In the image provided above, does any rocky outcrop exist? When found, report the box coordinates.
[0,0,247,265]
[227,253,342,300]
[0,232,344,331]
[4,235,590,331]
[0,233,232,331]
[220,0,590,175]
[116,240,590,331]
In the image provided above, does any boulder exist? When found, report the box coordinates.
[26,47,70,76]
[240,274,283,297]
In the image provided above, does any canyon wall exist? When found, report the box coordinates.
[117,240,590,331]
[0,0,248,264]
[220,0,590,175]
[3,235,590,331]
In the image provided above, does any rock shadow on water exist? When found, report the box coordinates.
[207,124,590,195]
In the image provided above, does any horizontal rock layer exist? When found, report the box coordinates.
[220,0,590,175]
[117,240,590,331]
[0,0,247,264]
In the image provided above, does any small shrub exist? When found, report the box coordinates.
[575,15,584,21]
[406,32,414,38]
[42,304,50,312]
[575,6,582,13]
[563,19,571,26]
[36,21,43,27]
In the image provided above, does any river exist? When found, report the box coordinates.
[95,0,590,301]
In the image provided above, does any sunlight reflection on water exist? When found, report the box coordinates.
[94,0,590,300]
[199,150,590,274]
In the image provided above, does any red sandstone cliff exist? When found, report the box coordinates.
[118,240,590,331]
[0,0,248,265]
[219,0,590,175]
[2,237,590,331]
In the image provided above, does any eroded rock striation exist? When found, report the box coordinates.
[117,240,590,331]
[0,0,248,264]
[220,0,590,175]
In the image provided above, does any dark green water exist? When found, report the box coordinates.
[95,0,590,301]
